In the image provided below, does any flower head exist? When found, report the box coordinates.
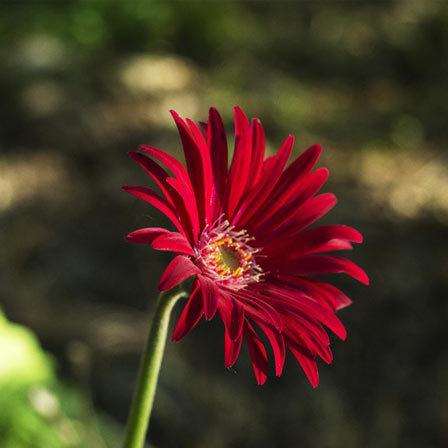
[124,106,368,386]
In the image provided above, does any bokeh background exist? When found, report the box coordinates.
[1,1,448,447]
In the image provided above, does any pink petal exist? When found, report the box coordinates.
[158,255,200,291]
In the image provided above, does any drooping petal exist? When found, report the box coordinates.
[158,255,200,291]
[223,331,243,368]
[198,274,219,320]
[245,321,268,386]
[220,294,245,341]
[172,282,203,341]
[287,339,319,388]
[256,322,286,377]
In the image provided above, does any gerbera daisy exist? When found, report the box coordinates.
[123,106,368,387]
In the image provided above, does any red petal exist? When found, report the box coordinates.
[220,294,245,341]
[198,275,219,320]
[125,227,169,244]
[151,232,195,256]
[128,151,175,206]
[246,118,266,189]
[233,135,294,227]
[225,106,252,219]
[171,110,213,225]
[158,255,200,291]
[287,340,319,388]
[245,321,268,385]
[252,167,328,234]
[273,144,322,202]
[255,282,347,340]
[208,107,228,213]
[264,224,362,260]
[257,322,286,377]
[278,275,353,311]
[172,282,203,341]
[122,186,184,235]
[278,255,369,285]
[139,144,190,183]
[258,193,337,244]
[223,331,243,368]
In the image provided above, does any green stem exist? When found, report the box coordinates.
[123,289,186,448]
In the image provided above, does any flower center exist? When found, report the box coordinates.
[196,220,263,290]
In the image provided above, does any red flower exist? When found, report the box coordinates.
[124,107,368,386]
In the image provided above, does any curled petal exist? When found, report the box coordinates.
[151,232,195,256]
[172,282,203,341]
[158,255,200,291]
[126,227,168,244]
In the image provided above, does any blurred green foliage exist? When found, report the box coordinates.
[1,1,448,448]
[0,311,122,447]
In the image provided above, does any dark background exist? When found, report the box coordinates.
[1,1,447,447]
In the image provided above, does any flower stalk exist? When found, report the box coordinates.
[123,289,187,448]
